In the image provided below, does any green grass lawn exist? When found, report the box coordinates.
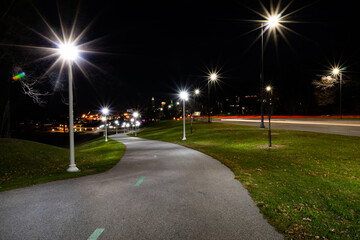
[0,137,125,192]
[136,120,360,240]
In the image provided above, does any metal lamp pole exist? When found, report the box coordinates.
[340,72,343,119]
[208,74,217,123]
[208,80,211,123]
[182,99,186,140]
[332,68,344,119]
[180,91,188,140]
[266,86,272,147]
[191,89,200,134]
[67,63,79,172]
[260,23,265,128]
[102,108,109,142]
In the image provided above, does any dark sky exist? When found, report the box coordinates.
[1,0,359,120]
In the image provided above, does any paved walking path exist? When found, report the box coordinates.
[0,134,282,240]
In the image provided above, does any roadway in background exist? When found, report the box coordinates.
[212,117,360,136]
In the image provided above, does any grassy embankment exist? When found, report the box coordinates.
[0,137,125,192]
[137,120,360,240]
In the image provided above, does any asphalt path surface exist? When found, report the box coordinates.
[0,134,282,240]
[214,118,360,136]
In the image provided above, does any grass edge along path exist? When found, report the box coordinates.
[0,137,125,192]
[135,120,360,240]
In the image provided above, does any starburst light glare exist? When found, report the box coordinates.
[266,86,272,92]
[179,91,189,100]
[332,68,340,75]
[195,89,200,95]
[266,14,280,28]
[102,108,109,115]
[58,43,79,60]
[133,112,139,118]
[210,73,217,81]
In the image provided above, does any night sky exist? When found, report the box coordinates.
[1,0,359,121]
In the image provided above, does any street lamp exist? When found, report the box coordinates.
[115,120,119,134]
[266,85,273,147]
[133,111,139,136]
[58,43,79,172]
[259,14,280,129]
[191,89,200,134]
[331,67,343,119]
[179,91,189,140]
[208,73,218,123]
[102,108,109,142]
[130,118,135,134]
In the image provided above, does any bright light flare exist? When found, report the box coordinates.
[244,1,308,52]
[332,68,340,75]
[210,73,218,81]
[58,43,79,60]
[133,112,139,118]
[194,89,200,95]
[102,107,109,115]
[266,86,272,92]
[266,14,280,28]
[179,91,189,100]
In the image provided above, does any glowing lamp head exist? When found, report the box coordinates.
[266,86,272,92]
[332,68,340,75]
[195,89,200,95]
[267,14,280,28]
[58,43,79,60]
[179,91,189,100]
[133,112,139,118]
[210,73,217,81]
[102,108,109,115]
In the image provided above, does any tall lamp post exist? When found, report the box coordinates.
[58,43,79,172]
[191,89,200,134]
[332,68,343,119]
[180,91,189,140]
[133,111,139,136]
[102,108,109,142]
[266,85,272,147]
[259,15,280,129]
[115,120,119,134]
[208,73,217,123]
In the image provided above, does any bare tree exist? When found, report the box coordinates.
[12,65,52,105]
[312,74,338,106]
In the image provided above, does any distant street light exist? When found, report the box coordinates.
[58,43,79,172]
[102,108,109,142]
[266,85,273,147]
[133,112,139,136]
[179,91,189,140]
[259,14,280,129]
[115,120,119,134]
[191,89,200,134]
[208,73,218,123]
[331,67,344,119]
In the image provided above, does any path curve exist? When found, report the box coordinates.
[0,134,283,240]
